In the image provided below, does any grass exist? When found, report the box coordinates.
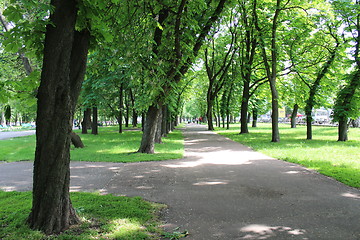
[0,191,166,240]
[0,126,184,163]
[216,123,360,188]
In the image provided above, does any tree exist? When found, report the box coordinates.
[204,23,237,130]
[26,0,90,234]
[254,0,283,142]
[137,0,228,153]
[236,0,261,134]
[332,0,360,141]
[303,30,340,140]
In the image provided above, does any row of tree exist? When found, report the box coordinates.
[181,0,360,142]
[0,0,359,235]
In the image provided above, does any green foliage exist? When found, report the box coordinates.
[333,71,360,121]
[0,191,165,239]
[0,126,184,162]
[2,0,51,59]
[217,123,360,188]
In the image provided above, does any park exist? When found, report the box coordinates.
[1,0,360,239]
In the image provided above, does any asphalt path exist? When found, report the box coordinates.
[0,130,36,140]
[0,124,359,239]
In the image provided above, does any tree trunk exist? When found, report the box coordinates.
[81,108,91,134]
[306,113,313,140]
[28,0,90,234]
[91,106,98,135]
[216,99,221,128]
[138,104,161,153]
[207,99,215,130]
[166,111,172,134]
[129,89,137,127]
[125,92,130,128]
[338,118,348,141]
[290,104,298,128]
[70,132,84,148]
[252,108,258,128]
[132,110,138,127]
[270,81,280,142]
[141,112,145,132]
[161,105,168,137]
[118,83,124,133]
[155,107,163,144]
[350,118,360,128]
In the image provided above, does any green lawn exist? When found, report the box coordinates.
[216,123,360,188]
[0,191,166,239]
[0,126,184,163]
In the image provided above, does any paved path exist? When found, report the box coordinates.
[1,124,360,239]
[0,130,36,140]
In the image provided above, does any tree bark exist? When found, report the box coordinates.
[91,106,98,135]
[252,108,258,128]
[125,92,130,128]
[70,132,84,148]
[138,104,162,153]
[291,104,298,128]
[81,108,91,134]
[240,93,250,133]
[338,119,348,141]
[118,83,124,133]
[161,105,168,137]
[207,99,215,130]
[141,112,145,132]
[167,111,172,134]
[306,113,313,140]
[28,0,90,234]
[129,89,138,127]
[270,81,280,142]
[155,107,163,144]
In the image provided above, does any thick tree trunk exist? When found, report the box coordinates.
[132,110,138,127]
[290,104,298,128]
[28,0,90,234]
[70,132,84,148]
[206,99,215,130]
[91,106,98,135]
[138,105,161,153]
[338,118,348,141]
[270,80,280,142]
[306,114,313,140]
[81,108,91,134]
[252,108,258,128]
[141,112,145,132]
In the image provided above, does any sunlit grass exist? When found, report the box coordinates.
[0,126,184,163]
[216,123,360,188]
[0,191,165,239]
